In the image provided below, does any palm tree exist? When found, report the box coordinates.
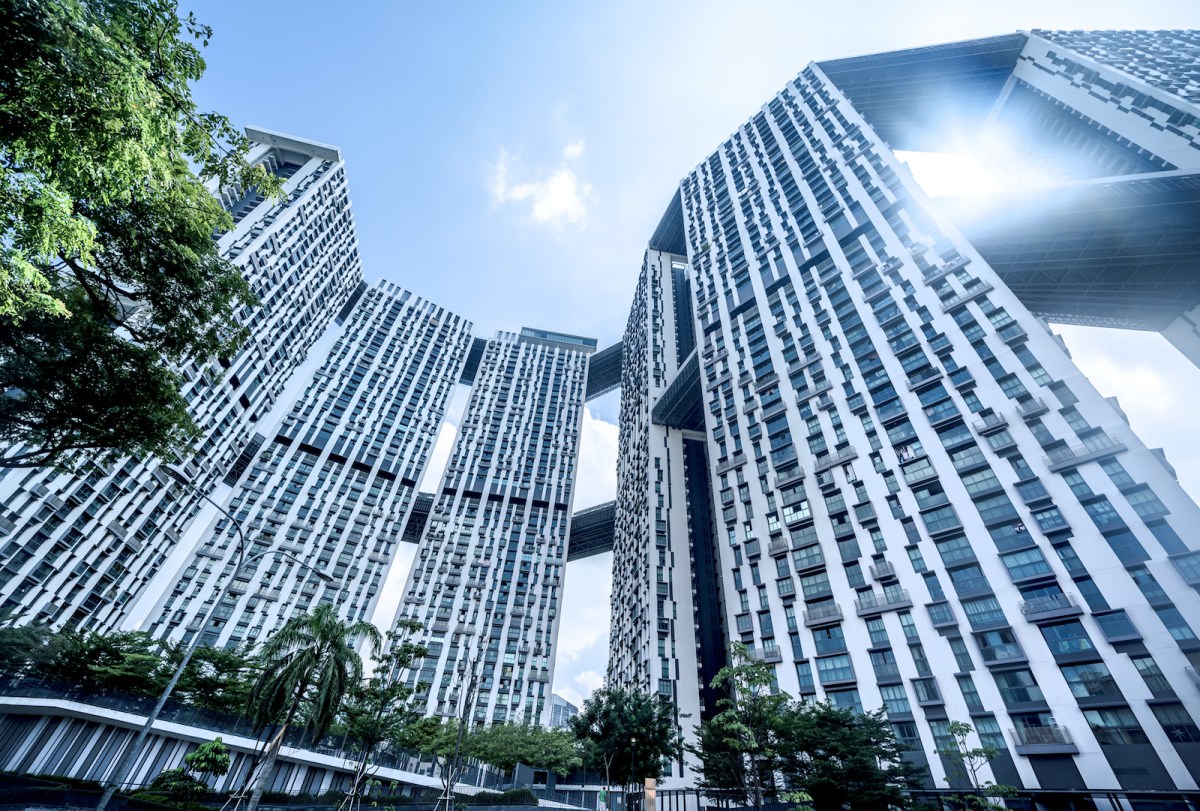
[242,604,382,811]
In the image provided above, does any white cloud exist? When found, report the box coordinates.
[574,407,619,509]
[563,140,586,159]
[489,146,595,227]
[575,669,605,694]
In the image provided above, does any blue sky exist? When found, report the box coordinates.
[187,1,1200,709]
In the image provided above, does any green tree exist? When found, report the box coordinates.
[466,723,581,777]
[774,703,921,811]
[689,644,787,808]
[569,685,681,793]
[185,737,232,783]
[935,720,1015,810]
[244,605,382,811]
[337,622,427,811]
[29,629,169,696]
[171,641,260,715]
[0,621,51,678]
[0,0,284,468]
[143,768,208,804]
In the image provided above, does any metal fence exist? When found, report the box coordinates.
[626,787,1200,811]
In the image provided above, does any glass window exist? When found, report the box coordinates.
[1155,606,1198,642]
[1126,487,1168,519]
[912,677,941,704]
[1001,548,1053,580]
[973,716,1006,750]
[1084,708,1149,746]
[949,637,974,671]
[1152,704,1200,743]
[816,654,855,684]
[813,624,847,655]
[961,596,1006,629]
[1060,662,1120,698]
[994,668,1044,705]
[1040,620,1096,655]
[866,617,889,647]
[879,683,911,715]
[956,675,983,710]
[1094,610,1139,642]
[826,688,862,713]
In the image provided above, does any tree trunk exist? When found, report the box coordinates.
[245,679,308,811]
[243,722,289,811]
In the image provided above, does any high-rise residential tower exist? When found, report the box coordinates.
[396,328,594,725]
[609,30,1200,793]
[0,129,366,631]
[137,282,472,646]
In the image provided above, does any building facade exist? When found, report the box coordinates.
[609,29,1200,793]
[395,328,594,725]
[0,129,367,632]
[4,27,1200,798]
[549,693,579,728]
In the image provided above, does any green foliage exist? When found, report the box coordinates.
[170,641,260,715]
[690,648,921,811]
[465,723,581,776]
[146,768,208,802]
[248,604,382,738]
[0,621,52,678]
[394,715,461,758]
[184,737,231,780]
[340,627,427,759]
[29,629,170,696]
[246,605,382,811]
[935,721,1016,810]
[0,0,284,468]
[569,685,681,787]
[773,703,922,811]
[688,644,787,801]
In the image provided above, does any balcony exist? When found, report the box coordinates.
[815,392,835,411]
[855,588,912,616]
[940,282,994,313]
[775,467,806,488]
[750,645,784,664]
[1017,398,1049,420]
[814,446,858,473]
[755,372,779,392]
[787,355,816,376]
[803,603,844,628]
[715,452,748,475]
[1020,592,1084,623]
[1044,433,1127,472]
[796,379,833,404]
[907,370,944,392]
[980,642,1027,666]
[999,323,1028,345]
[1010,725,1079,755]
[869,561,896,580]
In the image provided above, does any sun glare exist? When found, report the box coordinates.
[898,130,1054,199]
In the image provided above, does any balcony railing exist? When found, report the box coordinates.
[1011,725,1078,754]
[940,282,994,312]
[1044,433,1127,472]
[855,588,912,616]
[803,603,843,628]
[1017,398,1049,419]
[1020,592,1083,622]
[775,467,806,488]
[869,561,896,580]
[814,446,858,473]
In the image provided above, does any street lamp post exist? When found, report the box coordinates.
[95,466,332,811]
[628,736,637,811]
